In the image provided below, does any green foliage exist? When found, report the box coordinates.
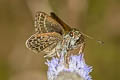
[0,61,9,80]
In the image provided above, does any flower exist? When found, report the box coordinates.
[45,53,92,80]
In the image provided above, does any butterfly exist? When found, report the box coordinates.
[25,11,85,65]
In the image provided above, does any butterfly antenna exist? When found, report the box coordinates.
[81,32,104,45]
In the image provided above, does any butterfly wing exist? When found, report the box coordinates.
[34,12,65,35]
[50,12,71,33]
[26,32,62,56]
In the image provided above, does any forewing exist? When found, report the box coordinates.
[34,12,64,35]
[50,12,71,32]
[26,32,62,54]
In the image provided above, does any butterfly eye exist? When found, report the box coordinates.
[69,32,73,37]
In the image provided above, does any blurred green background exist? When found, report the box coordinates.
[0,0,120,80]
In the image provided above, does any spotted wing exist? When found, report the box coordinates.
[26,32,62,55]
[34,12,64,35]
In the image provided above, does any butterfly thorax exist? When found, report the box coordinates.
[52,28,85,58]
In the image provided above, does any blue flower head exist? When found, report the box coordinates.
[45,53,92,80]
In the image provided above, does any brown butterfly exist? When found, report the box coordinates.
[26,12,85,58]
[26,11,105,67]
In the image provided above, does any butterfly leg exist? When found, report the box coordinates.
[78,42,85,54]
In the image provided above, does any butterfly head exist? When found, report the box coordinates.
[65,28,85,49]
